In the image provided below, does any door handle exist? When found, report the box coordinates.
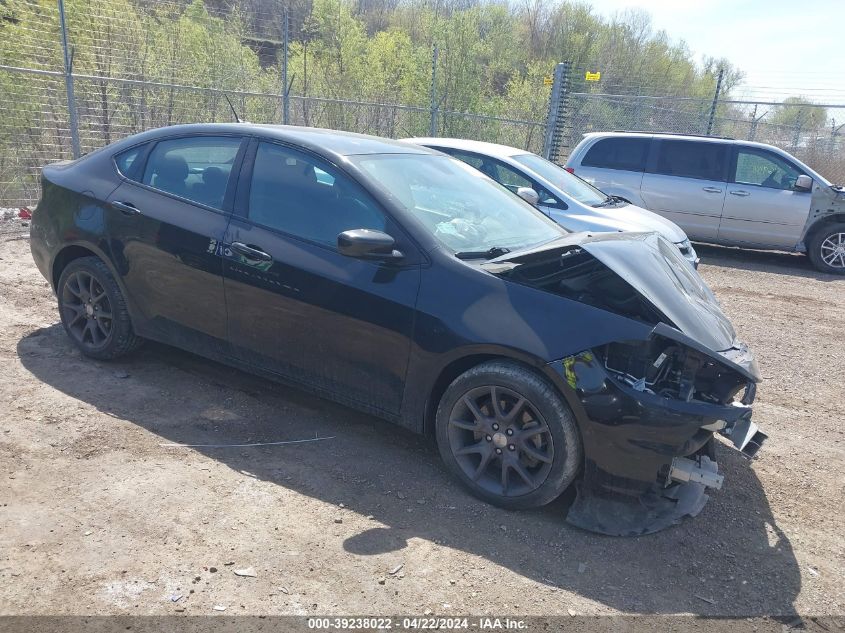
[702,187,723,194]
[111,200,141,216]
[730,190,751,197]
[231,241,273,262]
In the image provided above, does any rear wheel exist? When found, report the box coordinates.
[808,222,845,274]
[57,256,141,359]
[435,360,582,510]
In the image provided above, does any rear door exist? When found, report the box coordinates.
[640,139,728,241]
[718,146,812,248]
[106,134,245,350]
[222,140,421,415]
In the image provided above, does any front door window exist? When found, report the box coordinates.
[734,149,803,190]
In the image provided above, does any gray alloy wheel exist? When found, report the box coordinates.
[61,269,114,349]
[447,384,555,498]
[819,232,845,269]
[57,256,142,359]
[808,222,845,275]
[435,360,582,510]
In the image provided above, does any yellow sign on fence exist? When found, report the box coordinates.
[585,71,601,82]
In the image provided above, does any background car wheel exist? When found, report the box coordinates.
[808,222,845,275]
[57,256,142,360]
[435,360,582,510]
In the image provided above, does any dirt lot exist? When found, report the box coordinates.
[0,229,843,618]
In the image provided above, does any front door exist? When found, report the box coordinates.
[717,147,812,249]
[105,134,244,350]
[640,139,729,241]
[222,140,421,415]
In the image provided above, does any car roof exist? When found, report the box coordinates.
[576,131,827,163]
[580,131,796,152]
[402,137,529,159]
[581,131,734,145]
[111,123,435,159]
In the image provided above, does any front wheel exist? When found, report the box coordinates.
[57,256,142,359]
[435,360,582,510]
[807,223,845,274]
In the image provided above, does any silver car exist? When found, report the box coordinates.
[566,132,845,274]
[403,137,699,267]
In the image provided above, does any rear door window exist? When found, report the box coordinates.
[581,137,649,171]
[142,136,243,209]
[653,140,727,181]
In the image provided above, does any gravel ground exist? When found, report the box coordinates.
[0,210,29,240]
[0,231,842,618]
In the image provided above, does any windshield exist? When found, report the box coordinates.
[354,154,565,255]
[512,153,609,206]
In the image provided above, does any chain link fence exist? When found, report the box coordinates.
[0,0,545,209]
[1,0,843,211]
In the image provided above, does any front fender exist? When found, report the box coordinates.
[799,185,845,247]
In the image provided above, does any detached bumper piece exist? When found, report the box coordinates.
[567,456,720,537]
[668,455,723,489]
[722,417,768,459]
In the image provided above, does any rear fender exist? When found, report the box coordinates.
[51,241,140,325]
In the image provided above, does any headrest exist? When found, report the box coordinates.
[155,154,189,181]
[202,166,228,187]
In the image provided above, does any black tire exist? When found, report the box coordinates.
[807,222,845,275]
[57,256,142,360]
[435,360,582,510]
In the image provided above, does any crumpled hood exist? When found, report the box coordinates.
[485,231,736,352]
[581,232,736,350]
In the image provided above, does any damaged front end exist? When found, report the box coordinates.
[551,323,765,536]
[799,183,845,251]
[484,232,766,535]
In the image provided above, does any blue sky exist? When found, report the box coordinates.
[588,0,845,104]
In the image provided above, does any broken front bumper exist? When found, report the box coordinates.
[548,341,766,536]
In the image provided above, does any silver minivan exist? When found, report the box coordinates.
[566,132,845,274]
[404,137,699,267]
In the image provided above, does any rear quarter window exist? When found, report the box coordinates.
[581,137,649,171]
[114,145,146,178]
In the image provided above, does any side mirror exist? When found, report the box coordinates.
[516,187,540,206]
[794,174,813,191]
[337,229,403,260]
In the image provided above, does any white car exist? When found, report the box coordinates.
[566,132,845,274]
[403,137,699,267]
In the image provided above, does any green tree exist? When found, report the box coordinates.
[771,97,828,131]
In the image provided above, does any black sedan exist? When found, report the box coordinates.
[29,124,765,535]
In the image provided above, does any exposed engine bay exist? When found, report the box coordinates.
[600,336,752,407]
